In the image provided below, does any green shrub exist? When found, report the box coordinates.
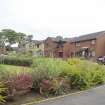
[31,58,105,93]
[31,58,70,90]
[67,58,84,65]
[39,77,71,96]
[0,82,7,104]
[67,58,105,90]
[1,57,33,66]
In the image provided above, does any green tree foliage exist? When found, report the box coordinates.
[1,29,27,45]
[26,35,33,42]
[16,32,27,44]
[0,29,34,51]
[1,29,18,44]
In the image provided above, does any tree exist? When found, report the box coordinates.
[0,29,27,45]
[0,35,7,48]
[17,32,27,44]
[27,35,33,42]
[0,29,34,52]
[1,29,17,44]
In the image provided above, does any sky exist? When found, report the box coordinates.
[0,0,105,40]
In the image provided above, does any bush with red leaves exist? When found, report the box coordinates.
[5,73,33,97]
[14,73,33,91]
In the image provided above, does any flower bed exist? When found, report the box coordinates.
[0,58,105,104]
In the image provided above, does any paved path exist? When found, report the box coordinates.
[35,85,105,105]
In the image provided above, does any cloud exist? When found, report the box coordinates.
[0,0,105,40]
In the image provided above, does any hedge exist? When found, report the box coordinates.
[0,57,33,66]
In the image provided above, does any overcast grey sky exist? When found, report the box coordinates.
[0,0,105,40]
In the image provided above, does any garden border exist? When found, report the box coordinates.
[21,85,104,105]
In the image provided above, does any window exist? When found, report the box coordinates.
[59,52,63,58]
[75,42,80,47]
[91,40,95,45]
[37,44,39,48]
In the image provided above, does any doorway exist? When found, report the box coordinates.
[59,52,63,58]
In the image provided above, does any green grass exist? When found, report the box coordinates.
[0,64,32,81]
[0,64,31,71]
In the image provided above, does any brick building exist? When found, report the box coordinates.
[44,31,105,60]
[68,31,105,60]
[44,36,69,58]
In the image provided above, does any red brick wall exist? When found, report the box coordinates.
[44,38,57,57]
[63,42,71,58]
[44,38,71,58]
[96,34,105,57]
[69,39,97,58]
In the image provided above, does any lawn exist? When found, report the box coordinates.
[0,64,31,72]
[0,64,32,71]
[0,64,32,79]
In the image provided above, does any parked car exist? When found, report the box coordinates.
[97,56,105,64]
